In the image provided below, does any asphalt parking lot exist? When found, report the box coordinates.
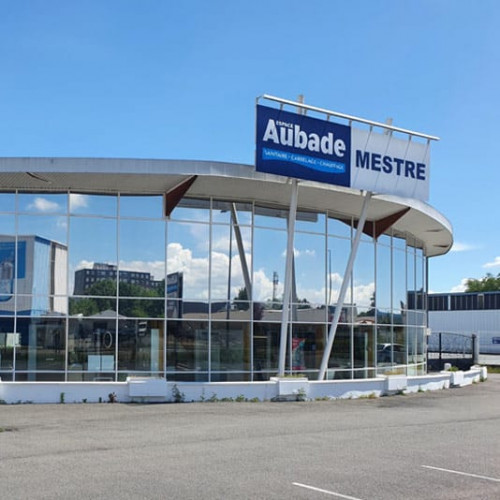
[1,375,500,500]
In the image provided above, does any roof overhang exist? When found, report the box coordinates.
[0,157,453,257]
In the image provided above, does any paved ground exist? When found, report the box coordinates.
[1,375,500,500]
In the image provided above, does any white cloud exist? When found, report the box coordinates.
[483,256,500,269]
[27,197,60,212]
[450,278,468,293]
[281,248,317,258]
[69,193,89,210]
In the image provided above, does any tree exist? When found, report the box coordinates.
[465,273,500,292]
[234,287,249,310]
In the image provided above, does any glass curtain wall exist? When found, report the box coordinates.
[0,191,428,381]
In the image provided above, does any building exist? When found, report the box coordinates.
[428,291,500,354]
[74,263,162,295]
[0,98,453,392]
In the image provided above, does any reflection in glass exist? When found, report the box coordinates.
[295,212,325,234]
[170,198,210,222]
[353,241,375,308]
[0,189,430,382]
[15,318,66,376]
[167,221,209,301]
[0,317,15,375]
[210,321,249,379]
[253,322,279,380]
[328,325,351,379]
[327,236,351,306]
[70,193,117,217]
[118,319,163,374]
[253,227,286,303]
[254,205,288,229]
[294,232,325,306]
[119,195,163,219]
[166,320,208,381]
[68,317,116,381]
[328,215,351,239]
[0,193,15,213]
[118,298,164,318]
[290,323,325,373]
[19,193,67,214]
[119,219,165,298]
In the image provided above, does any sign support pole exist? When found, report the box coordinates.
[317,190,372,380]
[278,179,299,376]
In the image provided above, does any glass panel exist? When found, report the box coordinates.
[253,227,286,305]
[327,215,351,239]
[253,322,279,380]
[167,221,209,301]
[18,193,67,214]
[69,193,117,217]
[254,205,287,229]
[118,319,163,373]
[118,298,165,318]
[179,301,209,320]
[294,232,325,307]
[119,195,163,219]
[210,321,250,378]
[327,324,351,379]
[0,213,15,236]
[0,234,16,308]
[69,217,117,297]
[211,224,233,302]
[290,323,325,373]
[353,241,374,308]
[393,248,407,310]
[212,201,252,226]
[0,192,15,213]
[169,198,210,222]
[68,317,116,380]
[393,234,406,250]
[376,240,391,310]
[354,324,375,378]
[15,317,66,373]
[0,317,15,373]
[166,320,208,381]
[327,236,351,306]
[16,217,69,315]
[119,219,165,297]
[295,212,325,234]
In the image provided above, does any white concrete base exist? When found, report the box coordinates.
[0,367,488,404]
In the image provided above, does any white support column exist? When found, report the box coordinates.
[278,179,299,376]
[318,191,372,380]
[230,203,252,300]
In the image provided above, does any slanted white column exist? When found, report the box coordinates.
[318,191,372,380]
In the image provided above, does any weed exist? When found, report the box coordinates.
[172,384,185,403]
[59,392,65,404]
[235,394,246,402]
[208,392,219,402]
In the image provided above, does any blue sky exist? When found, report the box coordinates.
[1,0,499,293]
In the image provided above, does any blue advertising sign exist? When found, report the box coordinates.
[256,105,351,187]
[256,104,431,201]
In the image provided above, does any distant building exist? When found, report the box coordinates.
[74,263,162,295]
[428,291,500,354]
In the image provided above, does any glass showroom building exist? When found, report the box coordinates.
[0,157,452,383]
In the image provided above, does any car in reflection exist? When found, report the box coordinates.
[377,343,406,364]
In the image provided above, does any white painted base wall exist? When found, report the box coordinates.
[0,367,487,404]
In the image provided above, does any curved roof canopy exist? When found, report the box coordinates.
[0,157,452,257]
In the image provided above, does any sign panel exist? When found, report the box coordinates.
[256,105,430,201]
[256,105,351,187]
